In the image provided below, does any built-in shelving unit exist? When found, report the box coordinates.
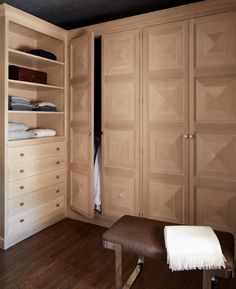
[8,20,66,142]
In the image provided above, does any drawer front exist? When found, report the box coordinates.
[9,183,65,216]
[9,169,65,199]
[8,141,65,164]
[8,195,65,234]
[9,156,65,181]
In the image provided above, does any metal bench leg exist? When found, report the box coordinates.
[203,271,213,289]
[103,241,123,289]
[123,257,144,289]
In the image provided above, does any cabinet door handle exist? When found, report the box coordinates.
[20,153,24,157]
[56,189,60,193]
[56,147,60,151]
[56,161,60,165]
[183,134,189,139]
[189,134,195,139]
[20,186,24,190]
[56,176,60,179]
[20,202,24,206]
[20,169,24,173]
[56,204,60,207]
[88,131,91,135]
[20,219,24,223]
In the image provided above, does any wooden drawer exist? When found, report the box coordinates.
[8,141,65,164]
[9,183,65,216]
[8,195,65,234]
[9,169,64,199]
[9,156,65,181]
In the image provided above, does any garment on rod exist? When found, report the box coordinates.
[94,145,101,212]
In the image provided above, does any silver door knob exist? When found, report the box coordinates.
[88,131,91,135]
[189,134,195,139]
[183,134,189,139]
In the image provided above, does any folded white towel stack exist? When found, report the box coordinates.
[164,226,226,271]
[28,129,56,138]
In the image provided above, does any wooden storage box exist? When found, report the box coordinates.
[9,65,47,84]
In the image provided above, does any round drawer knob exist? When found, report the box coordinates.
[20,202,24,206]
[20,169,24,173]
[20,186,24,190]
[56,147,60,151]
[56,161,60,165]
[56,176,60,179]
[20,219,24,223]
[56,204,60,207]
[56,189,60,193]
[20,153,24,157]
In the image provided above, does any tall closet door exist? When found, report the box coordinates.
[143,21,189,224]
[189,12,236,236]
[102,30,140,219]
[69,33,94,218]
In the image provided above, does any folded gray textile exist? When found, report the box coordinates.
[8,131,31,141]
[9,96,31,103]
[11,104,33,111]
[8,122,29,132]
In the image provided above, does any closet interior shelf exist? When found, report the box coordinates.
[9,48,65,68]
[8,111,64,115]
[8,79,64,91]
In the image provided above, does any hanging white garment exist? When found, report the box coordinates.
[94,145,101,212]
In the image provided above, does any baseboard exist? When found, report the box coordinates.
[67,208,116,228]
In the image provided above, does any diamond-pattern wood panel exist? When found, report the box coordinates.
[195,15,236,67]
[71,37,89,78]
[71,86,89,123]
[71,129,89,167]
[148,78,184,122]
[196,134,236,179]
[195,77,236,122]
[196,187,236,232]
[104,80,135,122]
[149,131,183,174]
[104,32,135,75]
[148,179,184,223]
[103,175,135,218]
[104,130,135,169]
[147,24,184,71]
[70,172,90,215]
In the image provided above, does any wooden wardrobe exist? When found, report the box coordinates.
[0,0,236,250]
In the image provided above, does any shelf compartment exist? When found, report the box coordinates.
[8,136,66,148]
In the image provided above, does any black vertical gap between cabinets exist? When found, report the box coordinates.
[94,36,102,213]
[94,37,101,158]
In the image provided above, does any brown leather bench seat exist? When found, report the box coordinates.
[103,215,235,289]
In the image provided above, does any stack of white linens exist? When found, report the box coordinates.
[8,122,57,141]
[8,122,30,141]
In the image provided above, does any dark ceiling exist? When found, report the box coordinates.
[0,0,203,29]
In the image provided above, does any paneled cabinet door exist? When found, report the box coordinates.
[102,30,140,219]
[142,21,189,224]
[69,33,94,218]
[189,12,236,238]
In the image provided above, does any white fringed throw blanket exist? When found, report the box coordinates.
[164,226,226,271]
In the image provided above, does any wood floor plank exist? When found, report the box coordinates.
[0,219,235,289]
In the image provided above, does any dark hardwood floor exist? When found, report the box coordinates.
[0,219,235,289]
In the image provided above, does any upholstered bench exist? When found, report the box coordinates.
[103,215,235,289]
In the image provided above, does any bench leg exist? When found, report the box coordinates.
[103,240,144,289]
[203,271,215,289]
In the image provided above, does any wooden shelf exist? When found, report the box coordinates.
[8,111,64,115]
[8,79,64,91]
[8,136,66,148]
[9,48,65,68]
